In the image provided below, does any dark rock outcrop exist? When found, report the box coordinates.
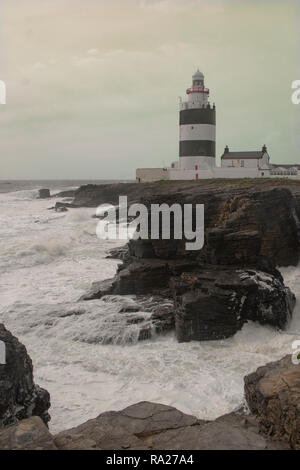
[81,261,295,342]
[38,189,50,199]
[72,180,300,267]
[80,259,197,300]
[244,354,300,449]
[106,244,129,261]
[55,204,68,213]
[0,324,51,428]
[79,180,300,342]
[54,189,76,198]
[172,267,295,342]
[128,187,300,267]
[54,201,76,211]
[71,182,140,207]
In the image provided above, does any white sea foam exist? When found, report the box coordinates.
[0,188,299,433]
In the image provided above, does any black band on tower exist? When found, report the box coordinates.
[180,108,216,125]
[179,140,215,157]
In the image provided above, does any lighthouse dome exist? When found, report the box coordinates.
[192,69,204,79]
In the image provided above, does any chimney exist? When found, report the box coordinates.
[224,145,229,154]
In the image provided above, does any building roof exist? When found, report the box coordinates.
[221,151,265,160]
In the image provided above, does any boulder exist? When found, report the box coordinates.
[0,417,57,450]
[55,206,68,213]
[244,354,300,449]
[38,189,50,199]
[172,267,295,342]
[0,324,51,428]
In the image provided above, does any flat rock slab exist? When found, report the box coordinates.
[54,401,199,450]
[0,417,57,450]
[54,401,287,450]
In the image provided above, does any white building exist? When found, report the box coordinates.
[136,70,300,182]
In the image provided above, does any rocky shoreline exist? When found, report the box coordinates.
[1,179,300,450]
[0,325,299,449]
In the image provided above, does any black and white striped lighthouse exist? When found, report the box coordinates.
[179,70,216,170]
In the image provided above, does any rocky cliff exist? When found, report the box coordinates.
[78,179,300,341]
[0,324,51,428]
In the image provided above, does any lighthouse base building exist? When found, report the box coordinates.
[136,70,300,182]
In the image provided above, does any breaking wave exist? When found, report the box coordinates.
[0,188,299,434]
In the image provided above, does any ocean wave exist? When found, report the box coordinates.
[1,189,300,434]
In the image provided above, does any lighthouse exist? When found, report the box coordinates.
[136,68,296,182]
[179,70,216,170]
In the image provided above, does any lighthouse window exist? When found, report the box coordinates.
[191,126,194,129]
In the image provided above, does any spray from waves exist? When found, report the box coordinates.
[0,188,40,201]
[16,240,70,263]
[1,264,300,434]
[280,264,300,335]
[1,186,300,434]
[1,296,165,346]
[65,208,96,224]
[50,186,78,196]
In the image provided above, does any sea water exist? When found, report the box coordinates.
[0,183,299,433]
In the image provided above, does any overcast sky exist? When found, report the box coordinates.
[0,0,299,179]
